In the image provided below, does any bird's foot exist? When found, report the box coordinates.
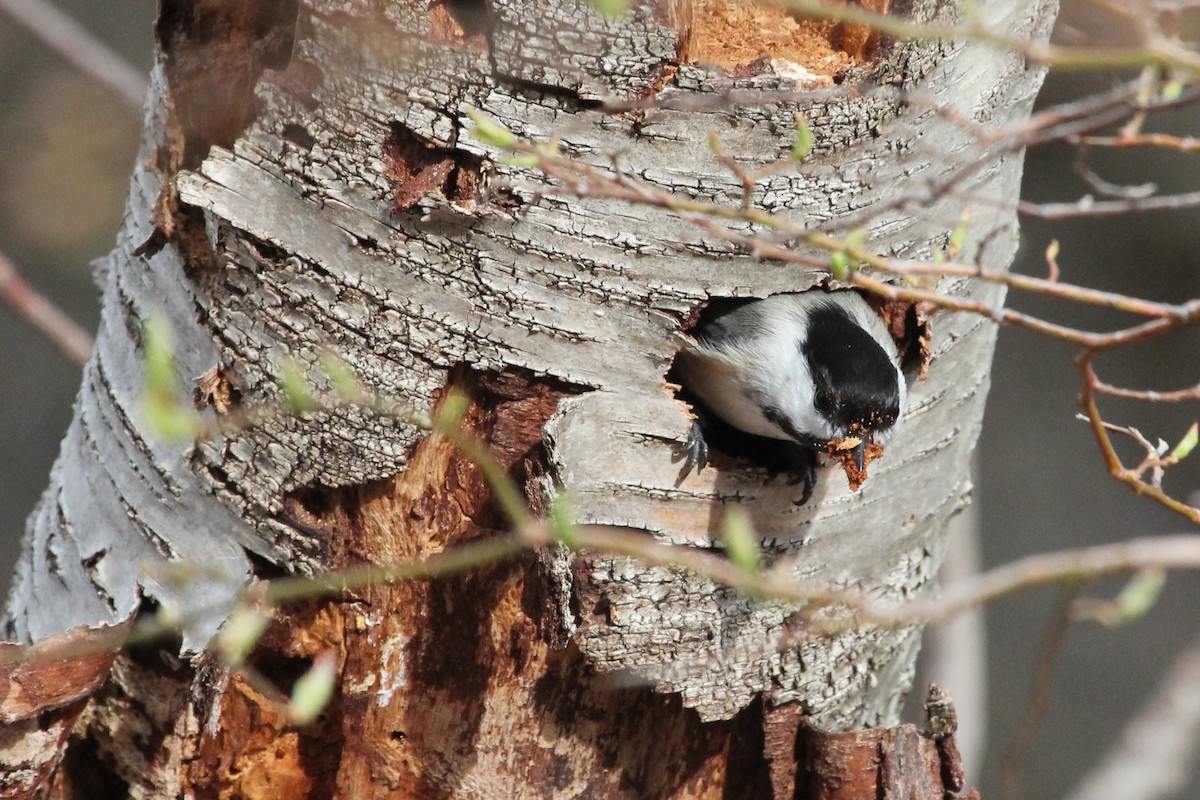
[673,406,819,505]
[760,441,819,505]
[674,419,710,485]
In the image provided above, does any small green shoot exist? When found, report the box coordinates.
[141,315,198,442]
[287,651,338,726]
[318,351,363,402]
[1115,569,1166,622]
[1169,422,1198,463]
[1162,79,1185,103]
[216,602,272,668]
[277,358,319,413]
[155,601,182,630]
[549,493,580,548]
[947,208,971,258]
[792,116,814,162]
[590,0,630,20]
[467,108,517,150]
[500,153,541,169]
[143,315,176,394]
[830,251,851,281]
[433,389,470,431]
[707,130,724,157]
[830,229,866,281]
[722,506,760,574]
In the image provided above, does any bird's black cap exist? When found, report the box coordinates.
[802,301,901,435]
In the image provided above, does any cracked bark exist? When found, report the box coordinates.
[2,0,1056,796]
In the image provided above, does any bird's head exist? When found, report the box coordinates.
[803,301,904,470]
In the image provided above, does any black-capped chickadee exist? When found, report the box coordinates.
[675,289,906,504]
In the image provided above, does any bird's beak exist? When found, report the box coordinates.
[851,440,867,472]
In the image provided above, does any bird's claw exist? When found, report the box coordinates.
[674,419,709,485]
[779,445,818,506]
[792,459,817,506]
[674,413,817,506]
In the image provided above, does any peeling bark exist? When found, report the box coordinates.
[3,0,1057,795]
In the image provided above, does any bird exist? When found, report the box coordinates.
[674,289,906,504]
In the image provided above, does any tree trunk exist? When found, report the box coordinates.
[2,0,1056,796]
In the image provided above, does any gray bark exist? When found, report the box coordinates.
[3,0,1056,791]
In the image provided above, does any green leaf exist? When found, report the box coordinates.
[829,230,864,281]
[830,251,850,281]
[948,208,971,256]
[155,601,182,629]
[140,315,199,441]
[1115,569,1166,622]
[792,116,814,161]
[142,315,177,396]
[1045,239,1060,262]
[722,506,760,573]
[706,130,723,157]
[1170,422,1199,462]
[466,108,517,149]
[500,153,541,168]
[590,0,630,20]
[277,358,319,413]
[318,351,362,402]
[142,394,199,442]
[433,389,470,431]
[216,603,271,667]
[1162,79,1185,103]
[288,652,338,726]
[549,493,580,548]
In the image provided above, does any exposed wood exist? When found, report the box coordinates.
[0,624,126,798]
[801,722,976,800]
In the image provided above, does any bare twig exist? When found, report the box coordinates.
[1094,380,1200,402]
[8,449,1200,678]
[1019,190,1200,219]
[1001,587,1080,800]
[0,248,94,366]
[1078,355,1200,523]
[0,0,147,108]
[582,527,1200,629]
[1074,132,1200,151]
[0,532,532,668]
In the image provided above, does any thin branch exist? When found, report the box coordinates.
[0,248,94,366]
[1001,587,1080,800]
[190,384,1200,630]
[1018,190,1200,219]
[261,533,531,605]
[9,522,1200,679]
[0,0,147,108]
[1074,132,1200,151]
[0,532,532,668]
[1078,354,1200,522]
[1094,380,1200,402]
[583,526,1200,628]
[938,534,1156,614]
[877,261,1180,319]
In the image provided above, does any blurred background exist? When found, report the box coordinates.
[1,1,1198,797]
